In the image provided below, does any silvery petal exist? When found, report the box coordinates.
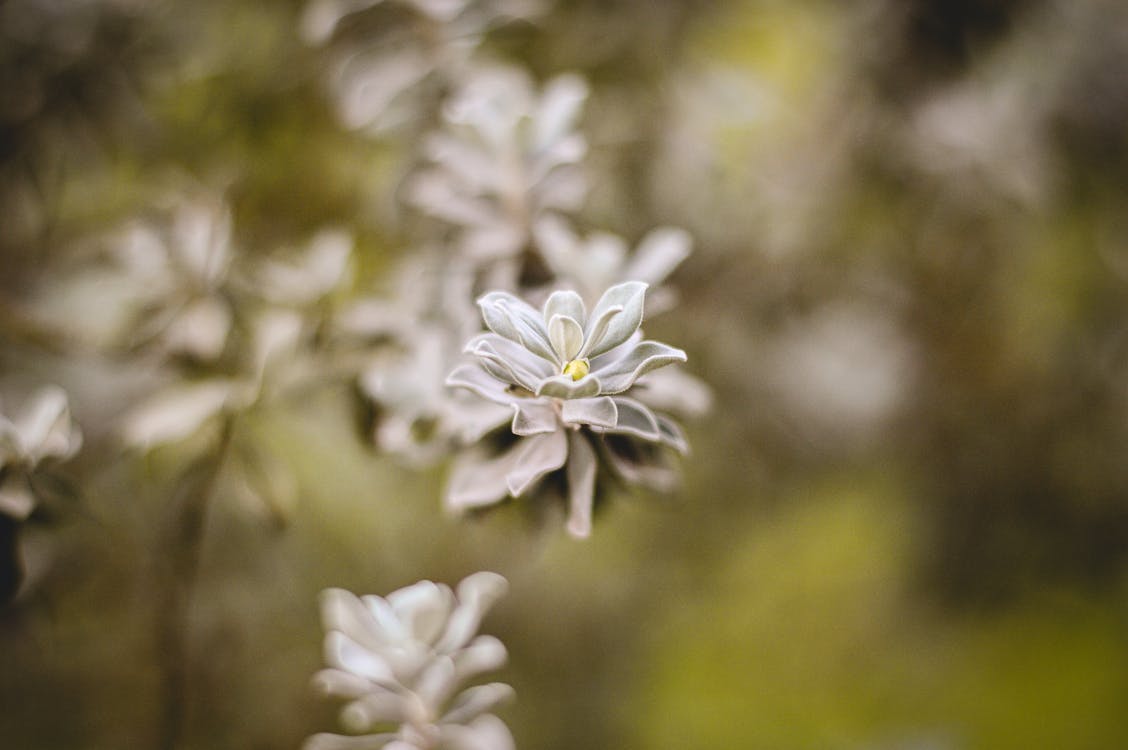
[439,714,515,750]
[450,635,508,681]
[480,335,555,384]
[577,304,622,359]
[446,365,520,406]
[16,385,80,463]
[325,631,395,683]
[120,380,234,450]
[435,572,508,653]
[529,133,588,183]
[537,167,587,212]
[259,229,352,305]
[172,201,231,286]
[511,400,558,436]
[416,655,458,709]
[320,588,394,651]
[535,374,602,400]
[298,0,386,45]
[625,227,692,286]
[601,397,661,442]
[303,732,399,750]
[631,368,713,418]
[532,214,579,276]
[589,330,641,369]
[457,572,508,612]
[547,314,583,362]
[409,0,470,23]
[533,74,588,152]
[477,292,535,344]
[423,134,498,194]
[466,335,549,391]
[311,668,374,700]
[341,693,407,732]
[0,474,36,520]
[387,580,455,645]
[440,683,515,726]
[508,312,557,364]
[603,438,678,491]
[655,413,690,454]
[335,49,429,132]
[251,309,304,380]
[543,290,586,327]
[584,232,629,281]
[445,397,513,444]
[582,281,648,358]
[560,396,617,428]
[408,171,496,227]
[592,341,687,394]
[505,429,568,496]
[478,357,533,392]
[565,431,596,539]
[445,442,527,511]
[459,224,525,262]
[361,594,410,643]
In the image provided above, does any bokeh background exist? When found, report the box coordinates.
[4,0,1128,748]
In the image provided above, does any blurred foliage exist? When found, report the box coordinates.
[3,0,1128,749]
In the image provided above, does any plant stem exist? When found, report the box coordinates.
[154,415,235,750]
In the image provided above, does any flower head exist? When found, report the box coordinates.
[408,67,589,266]
[445,282,691,537]
[307,572,514,750]
[468,281,686,400]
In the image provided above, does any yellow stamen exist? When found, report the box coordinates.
[562,358,590,381]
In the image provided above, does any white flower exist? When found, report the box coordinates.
[114,197,235,362]
[0,386,82,520]
[462,282,686,401]
[408,66,589,265]
[444,282,689,538]
[307,572,515,750]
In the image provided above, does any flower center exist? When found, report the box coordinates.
[562,358,590,381]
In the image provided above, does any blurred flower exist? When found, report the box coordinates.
[339,255,511,465]
[307,571,514,750]
[247,228,354,307]
[408,66,589,268]
[0,386,82,520]
[118,219,355,452]
[445,283,689,537]
[303,0,547,134]
[117,223,354,523]
[113,197,236,362]
[532,214,692,314]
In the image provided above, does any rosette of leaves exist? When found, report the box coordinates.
[445,281,690,537]
[408,66,589,272]
[307,571,515,750]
